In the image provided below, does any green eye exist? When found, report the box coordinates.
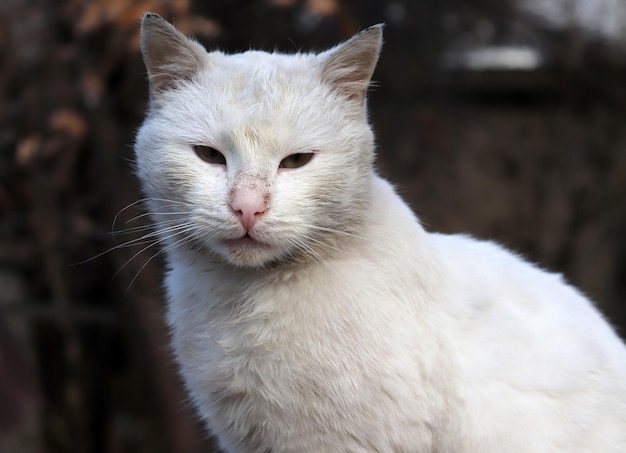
[194,145,226,165]
[279,153,314,169]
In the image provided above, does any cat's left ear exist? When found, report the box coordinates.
[320,24,383,104]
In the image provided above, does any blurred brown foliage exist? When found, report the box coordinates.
[0,0,625,452]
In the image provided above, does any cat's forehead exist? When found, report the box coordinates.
[200,50,320,94]
[212,50,317,73]
[184,50,328,128]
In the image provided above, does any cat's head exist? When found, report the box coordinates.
[135,13,382,268]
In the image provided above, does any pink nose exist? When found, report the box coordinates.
[230,187,268,232]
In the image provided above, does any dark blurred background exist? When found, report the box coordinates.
[1,0,625,452]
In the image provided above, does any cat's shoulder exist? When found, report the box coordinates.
[425,231,594,313]
[428,231,553,280]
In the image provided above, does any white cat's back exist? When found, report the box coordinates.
[429,226,626,451]
[363,176,626,450]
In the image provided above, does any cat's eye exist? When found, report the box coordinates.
[194,145,226,165]
[279,153,314,169]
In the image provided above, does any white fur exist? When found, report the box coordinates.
[136,15,626,452]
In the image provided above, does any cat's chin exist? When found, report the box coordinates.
[217,235,281,268]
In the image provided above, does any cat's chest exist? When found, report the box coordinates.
[165,260,459,450]
[170,266,428,397]
[174,277,381,390]
[174,280,376,424]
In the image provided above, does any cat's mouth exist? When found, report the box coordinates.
[218,232,277,267]
[224,233,269,249]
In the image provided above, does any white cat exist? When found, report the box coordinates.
[135,13,626,452]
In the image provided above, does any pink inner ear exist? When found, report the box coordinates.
[230,185,269,232]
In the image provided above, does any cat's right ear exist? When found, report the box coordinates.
[320,24,384,105]
[140,13,206,100]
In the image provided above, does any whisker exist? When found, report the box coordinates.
[125,207,192,225]
[268,219,366,242]
[291,237,327,266]
[111,198,154,232]
[74,221,194,266]
[134,197,196,206]
[111,197,191,232]
[114,223,198,277]
[123,246,168,295]
[123,224,203,294]
[300,233,351,258]
[110,218,183,236]
[305,224,366,241]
